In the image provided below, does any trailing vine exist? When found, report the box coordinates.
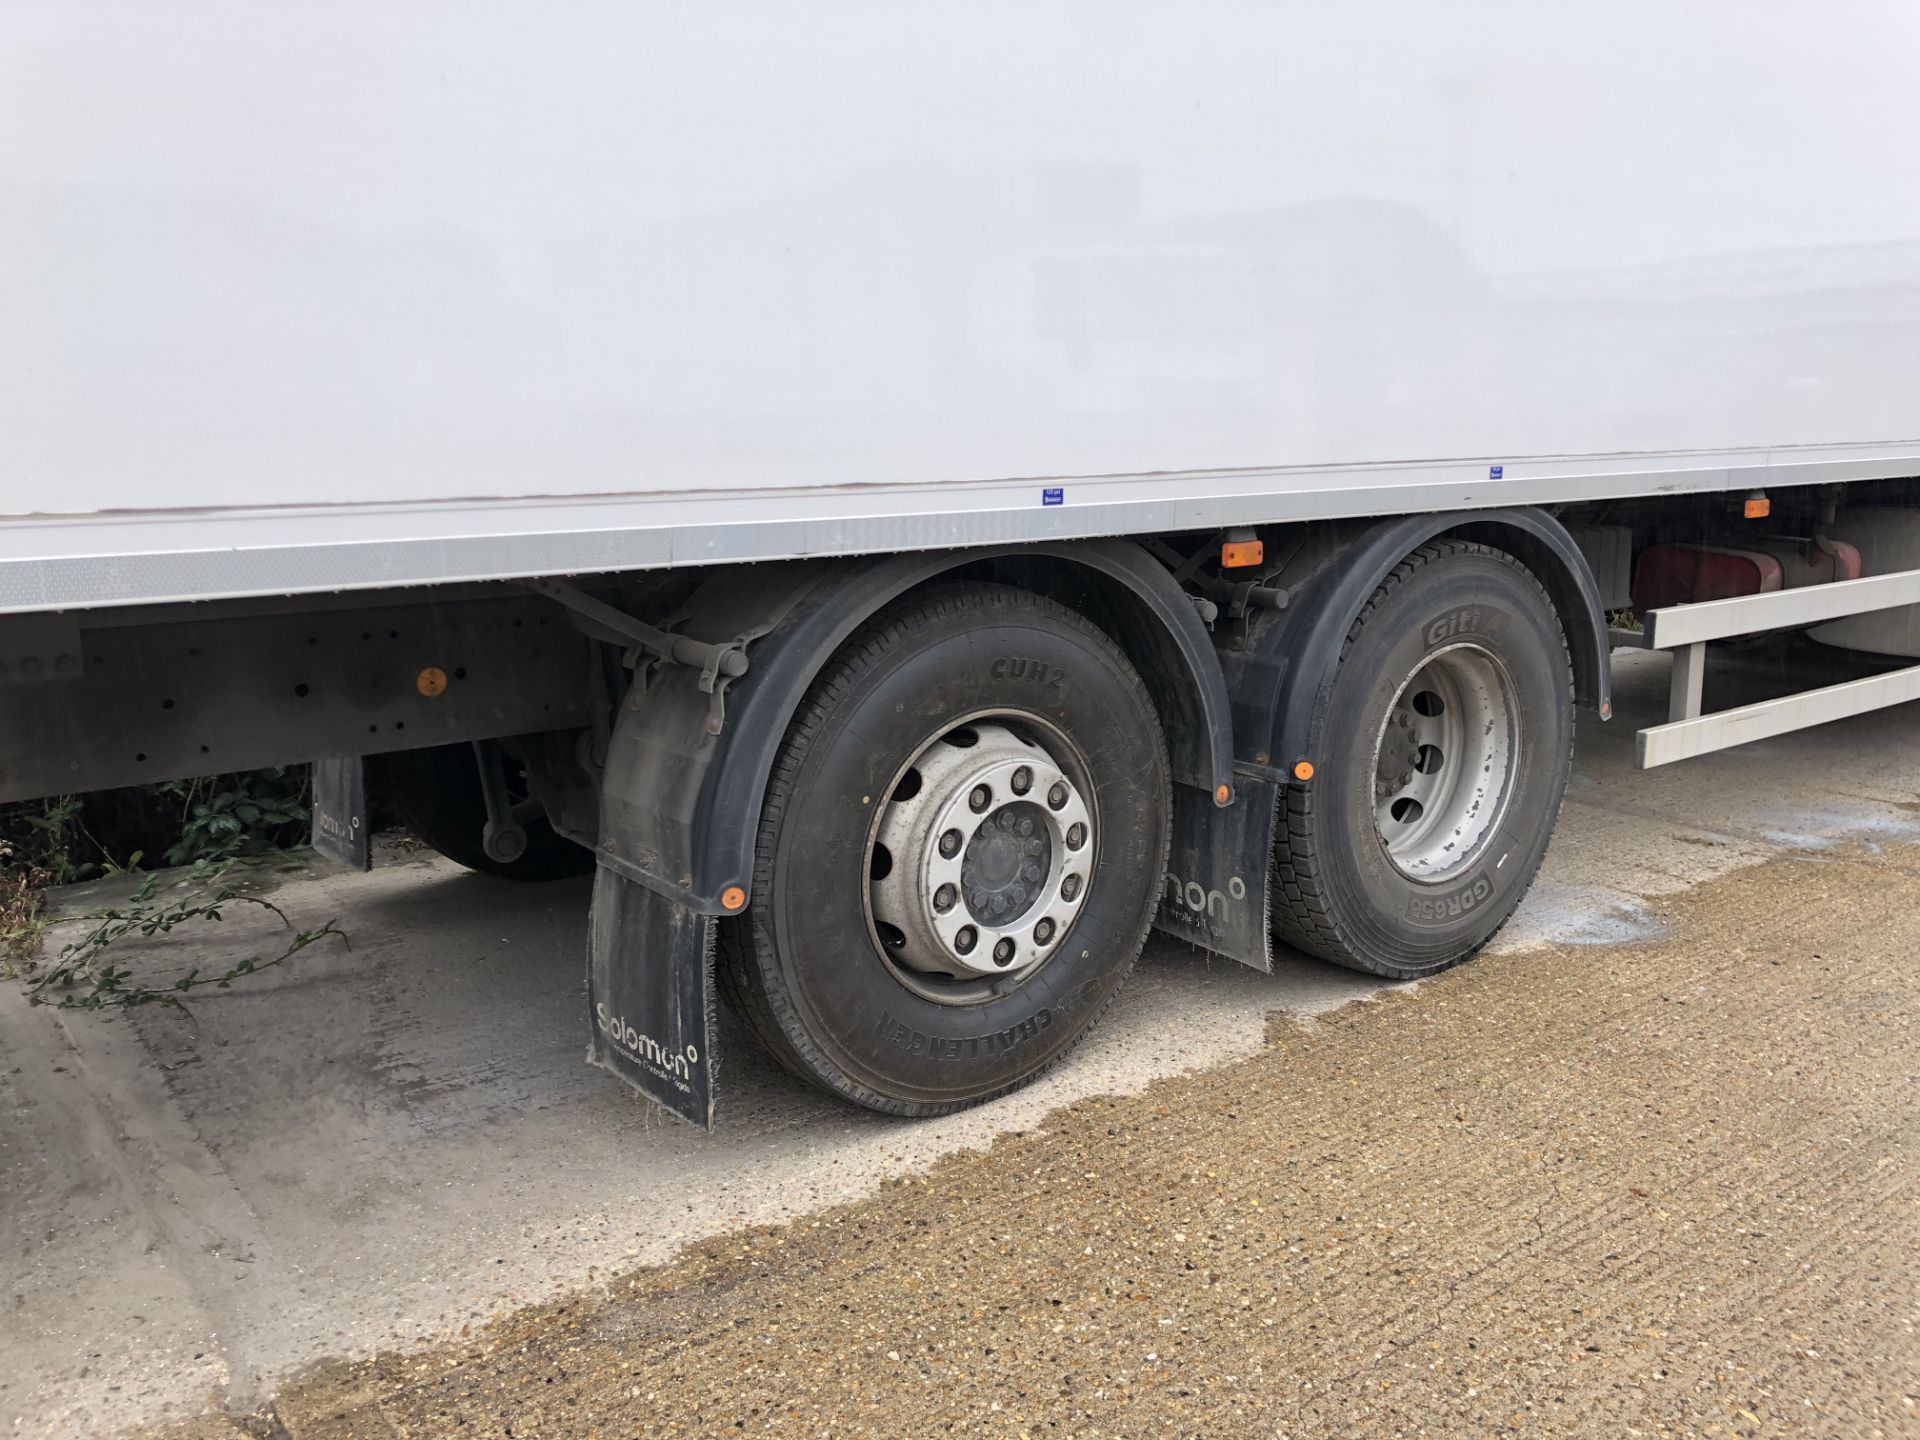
[24,860,348,1012]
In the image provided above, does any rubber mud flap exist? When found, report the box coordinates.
[587,864,717,1130]
[1152,776,1278,972]
[310,756,371,872]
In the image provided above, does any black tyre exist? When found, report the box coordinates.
[371,741,594,881]
[1272,541,1574,979]
[717,584,1171,1116]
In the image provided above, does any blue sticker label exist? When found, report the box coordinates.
[1489,464,1504,480]
[1042,487,1064,506]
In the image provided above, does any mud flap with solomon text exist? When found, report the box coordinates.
[1150,775,1280,972]
[586,865,718,1130]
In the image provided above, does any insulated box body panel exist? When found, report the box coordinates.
[3,4,1920,612]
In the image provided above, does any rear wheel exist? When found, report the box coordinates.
[1271,541,1574,978]
[718,584,1171,1115]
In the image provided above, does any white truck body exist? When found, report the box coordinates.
[4,1,1919,614]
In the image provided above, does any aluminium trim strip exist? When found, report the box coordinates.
[1636,660,1920,769]
[1643,564,1920,649]
[2,442,1917,617]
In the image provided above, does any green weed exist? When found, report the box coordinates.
[24,859,347,1013]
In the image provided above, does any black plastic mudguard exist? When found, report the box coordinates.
[595,544,1235,914]
[1252,509,1612,780]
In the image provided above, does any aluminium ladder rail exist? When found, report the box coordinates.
[1633,565,1920,768]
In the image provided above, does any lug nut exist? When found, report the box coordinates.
[998,809,1016,829]
[939,829,962,858]
[1023,863,1042,882]
[1047,782,1068,810]
[1011,766,1032,795]
[1066,822,1087,850]
[969,785,991,812]
[1061,874,1082,901]
[992,938,1015,966]
[1024,837,1043,856]
[955,926,977,954]
[1034,918,1055,944]
[970,890,989,912]
[934,883,957,912]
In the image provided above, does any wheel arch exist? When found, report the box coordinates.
[1443,513,1611,717]
[1250,508,1610,778]
[933,548,1230,793]
[595,540,1235,916]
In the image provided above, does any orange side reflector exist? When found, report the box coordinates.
[1743,495,1771,519]
[415,666,448,698]
[1214,783,1232,804]
[1292,759,1315,782]
[720,885,748,912]
[1221,539,1265,568]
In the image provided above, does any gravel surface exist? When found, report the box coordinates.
[166,843,1919,1439]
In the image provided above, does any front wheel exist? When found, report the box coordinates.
[1272,540,1574,979]
[718,583,1171,1116]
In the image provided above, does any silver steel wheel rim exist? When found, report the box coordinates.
[869,719,1094,991]
[1371,642,1518,881]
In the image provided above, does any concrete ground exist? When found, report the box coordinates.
[3,644,1919,1436]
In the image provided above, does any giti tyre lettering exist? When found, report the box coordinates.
[872,1008,1055,1061]
[594,1002,702,1091]
[1425,608,1498,646]
[988,656,1066,689]
[1404,874,1494,925]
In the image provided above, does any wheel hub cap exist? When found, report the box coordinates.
[871,722,1093,980]
[1371,643,1518,881]
[962,802,1051,923]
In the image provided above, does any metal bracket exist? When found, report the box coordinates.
[1666,641,1706,726]
[527,578,750,734]
[472,739,529,865]
[1223,580,1288,622]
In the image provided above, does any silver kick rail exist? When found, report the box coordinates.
[1634,566,1920,768]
